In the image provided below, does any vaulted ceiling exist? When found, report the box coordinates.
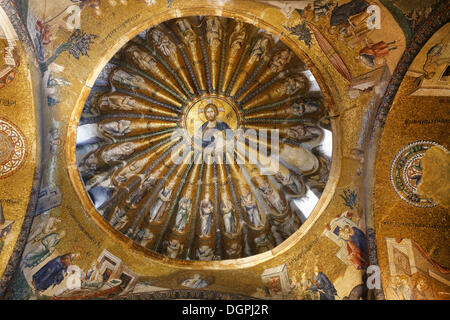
[0,0,448,301]
[75,16,332,261]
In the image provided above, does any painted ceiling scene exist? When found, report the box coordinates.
[0,0,448,301]
[75,16,331,261]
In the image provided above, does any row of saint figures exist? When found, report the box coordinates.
[92,89,328,142]
[77,103,330,194]
[105,16,310,111]
[92,144,318,260]
[78,88,330,189]
[77,119,331,259]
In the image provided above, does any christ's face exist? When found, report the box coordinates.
[205,106,217,121]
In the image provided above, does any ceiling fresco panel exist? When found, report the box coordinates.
[0,0,447,301]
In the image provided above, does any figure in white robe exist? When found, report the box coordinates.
[175,19,196,47]
[58,265,82,295]
[128,46,157,72]
[205,16,222,48]
[229,21,246,50]
[173,198,192,232]
[103,95,138,111]
[165,239,183,259]
[196,245,214,261]
[221,195,237,234]
[112,69,143,91]
[99,120,131,137]
[115,158,147,184]
[101,142,135,163]
[181,274,209,288]
[151,29,176,56]
[199,194,213,236]
[81,152,99,173]
[258,181,287,214]
[241,190,263,227]
[276,171,304,195]
[149,185,173,222]
[249,36,270,63]
[135,228,154,247]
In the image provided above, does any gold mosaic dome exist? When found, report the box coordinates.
[76,16,332,261]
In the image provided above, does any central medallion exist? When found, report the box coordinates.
[183,95,239,148]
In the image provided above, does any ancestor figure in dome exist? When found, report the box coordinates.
[240,187,264,227]
[229,21,246,51]
[199,193,214,236]
[149,182,174,222]
[127,45,157,72]
[205,16,222,49]
[151,29,176,57]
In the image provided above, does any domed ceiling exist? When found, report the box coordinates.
[75,16,332,261]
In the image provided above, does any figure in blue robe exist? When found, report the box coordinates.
[348,226,368,255]
[336,225,368,269]
[31,254,72,292]
[199,120,231,148]
[241,192,263,227]
[309,267,338,300]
